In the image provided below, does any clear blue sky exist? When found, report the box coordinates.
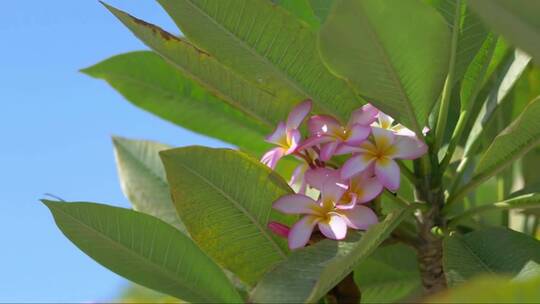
[0,1,228,302]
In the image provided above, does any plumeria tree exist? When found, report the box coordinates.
[44,0,540,302]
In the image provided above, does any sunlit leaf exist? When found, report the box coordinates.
[102,3,289,127]
[84,52,270,154]
[251,208,411,303]
[156,0,362,120]
[43,200,242,303]
[319,0,450,133]
[427,274,540,303]
[160,147,294,285]
[111,137,187,233]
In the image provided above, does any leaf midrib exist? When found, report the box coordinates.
[171,155,288,259]
[181,0,338,116]
[51,204,214,302]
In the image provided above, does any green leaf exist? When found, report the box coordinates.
[308,0,334,24]
[460,33,497,110]
[472,96,540,187]
[102,3,289,127]
[111,137,187,233]
[463,50,531,156]
[251,208,411,303]
[271,0,320,29]
[431,0,489,86]
[43,200,242,303]
[449,193,540,224]
[84,52,270,154]
[469,0,540,63]
[160,147,294,285]
[156,0,362,120]
[354,243,421,303]
[427,274,540,303]
[319,0,451,133]
[443,227,540,286]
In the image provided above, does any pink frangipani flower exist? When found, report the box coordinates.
[305,167,383,208]
[273,179,378,249]
[340,127,427,191]
[261,100,312,169]
[301,104,377,161]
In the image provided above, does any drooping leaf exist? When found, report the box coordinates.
[102,3,289,127]
[469,0,540,63]
[443,227,540,286]
[251,208,411,303]
[470,96,540,189]
[318,0,451,133]
[160,147,294,285]
[43,200,243,303]
[156,0,362,120]
[354,243,422,303]
[84,52,270,154]
[111,137,187,233]
[449,193,540,224]
[427,274,540,303]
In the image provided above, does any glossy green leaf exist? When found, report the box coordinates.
[84,52,270,154]
[469,0,540,63]
[354,243,421,303]
[43,200,242,303]
[427,274,540,303]
[160,147,294,285]
[251,208,411,303]
[102,3,288,127]
[471,96,540,188]
[319,0,450,133]
[112,137,187,233]
[443,227,540,286]
[156,0,362,120]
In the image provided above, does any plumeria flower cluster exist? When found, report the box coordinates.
[262,100,427,249]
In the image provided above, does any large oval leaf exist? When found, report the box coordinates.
[156,0,362,120]
[102,4,288,127]
[251,208,411,303]
[160,147,294,285]
[443,227,540,286]
[319,0,451,133]
[43,200,242,303]
[469,0,540,63]
[84,52,270,154]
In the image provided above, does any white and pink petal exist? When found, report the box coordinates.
[375,158,400,191]
[288,215,319,249]
[286,100,312,130]
[339,205,378,230]
[318,214,348,240]
[273,194,320,215]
